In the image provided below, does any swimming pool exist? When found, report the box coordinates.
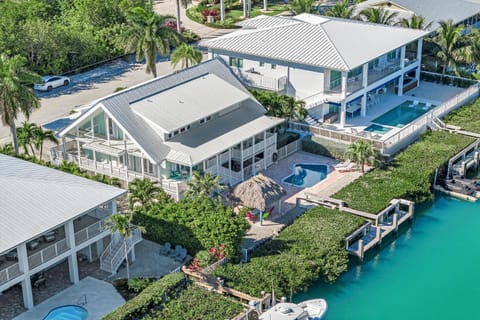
[372,100,434,128]
[283,164,328,188]
[364,124,391,135]
[43,305,88,320]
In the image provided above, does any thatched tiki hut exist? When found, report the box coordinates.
[231,173,286,213]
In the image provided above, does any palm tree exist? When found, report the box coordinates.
[280,96,308,122]
[397,15,432,30]
[58,161,83,175]
[325,0,355,19]
[0,55,41,155]
[123,6,182,77]
[170,43,202,70]
[186,171,225,198]
[434,20,472,75]
[128,178,161,210]
[104,213,145,283]
[33,126,58,160]
[0,143,15,156]
[345,140,377,173]
[359,8,398,25]
[289,0,314,15]
[17,122,38,156]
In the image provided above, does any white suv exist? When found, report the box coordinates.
[34,76,71,91]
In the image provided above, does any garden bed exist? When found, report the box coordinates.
[332,131,475,213]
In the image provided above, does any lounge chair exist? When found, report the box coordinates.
[337,162,357,172]
[160,242,171,255]
[174,248,187,262]
[423,102,432,110]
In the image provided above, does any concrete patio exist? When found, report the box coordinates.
[13,277,124,320]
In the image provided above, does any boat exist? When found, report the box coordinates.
[259,299,327,320]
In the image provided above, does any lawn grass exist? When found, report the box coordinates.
[443,97,480,133]
[333,131,474,213]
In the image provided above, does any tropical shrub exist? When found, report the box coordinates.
[151,285,244,320]
[443,97,480,133]
[102,273,186,320]
[213,206,364,297]
[333,131,474,213]
[133,196,249,258]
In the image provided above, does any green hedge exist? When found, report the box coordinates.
[102,273,186,320]
[444,97,480,134]
[213,206,364,297]
[148,286,244,320]
[333,131,474,213]
[302,135,350,160]
[134,196,249,259]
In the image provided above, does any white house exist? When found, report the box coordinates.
[0,155,131,310]
[355,0,480,30]
[51,59,284,200]
[203,14,428,128]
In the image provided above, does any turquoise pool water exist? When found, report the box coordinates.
[43,305,88,320]
[372,100,433,128]
[295,196,480,319]
[364,124,391,135]
[283,164,328,187]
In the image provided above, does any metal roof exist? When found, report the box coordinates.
[0,155,126,254]
[203,14,428,71]
[164,100,284,165]
[356,0,480,30]
[130,74,250,133]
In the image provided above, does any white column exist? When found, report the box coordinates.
[141,155,145,179]
[252,137,256,176]
[76,128,81,159]
[362,63,368,88]
[243,0,247,17]
[361,94,367,117]
[129,245,136,263]
[240,142,244,181]
[61,137,66,159]
[228,148,232,186]
[263,131,267,169]
[340,71,348,128]
[111,199,117,214]
[96,239,104,260]
[65,221,79,284]
[17,244,34,309]
[286,65,291,96]
[216,154,220,178]
[398,45,406,96]
[416,38,423,83]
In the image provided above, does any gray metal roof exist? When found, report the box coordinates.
[164,99,284,165]
[203,14,427,71]
[0,155,126,254]
[130,74,250,133]
[356,0,480,30]
[60,59,263,165]
[236,15,298,29]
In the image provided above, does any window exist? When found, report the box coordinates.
[174,130,179,135]
[271,64,276,70]
[387,50,397,60]
[330,70,341,89]
[259,61,265,67]
[180,127,186,133]
[229,57,243,68]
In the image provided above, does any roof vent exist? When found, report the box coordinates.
[179,100,184,104]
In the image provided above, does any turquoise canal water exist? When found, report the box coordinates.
[295,196,480,320]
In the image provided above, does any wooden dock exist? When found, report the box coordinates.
[299,194,414,261]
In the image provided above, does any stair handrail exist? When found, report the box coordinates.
[102,228,143,274]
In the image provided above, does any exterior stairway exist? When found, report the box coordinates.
[100,228,142,275]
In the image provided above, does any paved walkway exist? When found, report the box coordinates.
[13,277,125,320]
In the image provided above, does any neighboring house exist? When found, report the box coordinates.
[204,14,427,128]
[0,155,133,310]
[51,59,284,200]
[355,0,480,30]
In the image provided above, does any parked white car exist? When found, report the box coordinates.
[34,75,70,91]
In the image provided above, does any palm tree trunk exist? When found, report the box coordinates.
[264,0,267,11]
[29,144,36,158]
[9,120,19,155]
[39,143,44,160]
[124,239,130,282]
[151,62,157,78]
[175,0,182,33]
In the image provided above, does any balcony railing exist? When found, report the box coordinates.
[28,239,69,270]
[75,219,107,246]
[161,179,188,201]
[0,263,22,286]
[234,70,287,92]
[368,60,401,85]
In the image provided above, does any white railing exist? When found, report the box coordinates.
[0,263,22,286]
[75,219,107,246]
[161,179,188,201]
[277,139,302,160]
[28,239,69,270]
[100,228,142,274]
[219,152,230,164]
[235,70,287,92]
[265,134,276,147]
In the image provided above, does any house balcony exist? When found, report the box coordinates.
[231,133,276,159]
[0,208,111,286]
[368,60,401,85]
[233,69,287,92]
[161,179,189,201]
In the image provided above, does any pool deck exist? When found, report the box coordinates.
[13,277,125,320]
[241,151,363,251]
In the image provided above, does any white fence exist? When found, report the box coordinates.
[28,239,69,270]
[277,139,302,160]
[74,219,107,246]
[0,263,22,286]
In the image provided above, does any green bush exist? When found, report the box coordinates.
[302,135,349,160]
[102,273,186,320]
[444,97,480,134]
[333,131,474,213]
[182,30,201,43]
[133,196,249,259]
[128,278,154,294]
[151,285,244,320]
[213,206,364,297]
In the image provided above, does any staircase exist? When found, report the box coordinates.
[100,228,142,275]
[428,116,446,131]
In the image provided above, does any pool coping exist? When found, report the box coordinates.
[281,163,330,188]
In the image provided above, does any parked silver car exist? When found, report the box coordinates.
[34,75,70,91]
